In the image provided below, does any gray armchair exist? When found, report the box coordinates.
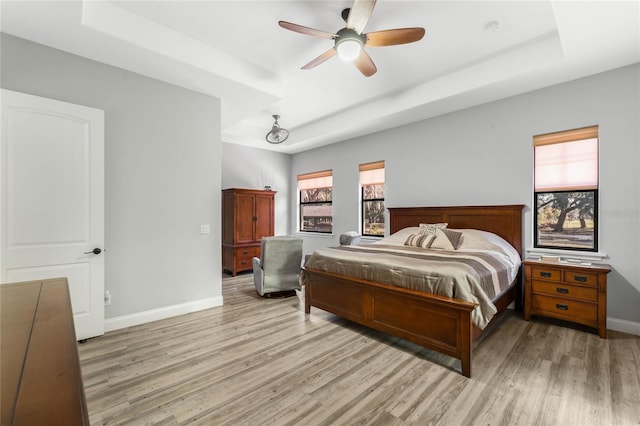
[252,236,303,297]
[339,231,362,245]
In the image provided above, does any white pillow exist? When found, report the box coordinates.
[374,227,421,246]
[456,229,521,264]
[419,222,448,236]
[430,228,463,250]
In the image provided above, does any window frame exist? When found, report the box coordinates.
[359,161,385,237]
[533,126,599,252]
[298,170,333,234]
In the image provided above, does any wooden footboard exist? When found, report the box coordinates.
[303,204,524,377]
[304,268,477,377]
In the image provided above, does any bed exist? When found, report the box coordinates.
[302,205,524,377]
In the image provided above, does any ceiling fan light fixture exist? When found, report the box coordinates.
[279,1,426,77]
[265,114,289,144]
[335,28,364,61]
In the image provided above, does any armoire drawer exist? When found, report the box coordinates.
[235,246,260,259]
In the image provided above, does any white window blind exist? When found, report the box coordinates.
[297,170,332,189]
[534,126,598,191]
[359,161,385,185]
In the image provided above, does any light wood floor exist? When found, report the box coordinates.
[79,274,640,425]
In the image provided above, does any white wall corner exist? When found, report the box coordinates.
[607,317,640,337]
[104,296,223,332]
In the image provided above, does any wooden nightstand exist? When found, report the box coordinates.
[523,259,610,338]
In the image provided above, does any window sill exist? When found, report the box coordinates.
[295,232,334,239]
[526,247,608,263]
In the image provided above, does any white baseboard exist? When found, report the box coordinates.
[104,296,223,332]
[103,299,639,337]
[607,317,640,336]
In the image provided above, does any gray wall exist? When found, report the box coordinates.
[1,34,222,318]
[291,64,640,325]
[221,142,291,236]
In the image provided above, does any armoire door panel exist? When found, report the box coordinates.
[254,194,274,240]
[236,193,255,243]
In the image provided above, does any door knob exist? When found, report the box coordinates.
[84,248,102,255]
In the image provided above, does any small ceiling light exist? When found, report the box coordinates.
[483,20,500,33]
[265,114,289,144]
[335,28,365,61]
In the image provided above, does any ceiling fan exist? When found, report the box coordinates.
[278,0,425,77]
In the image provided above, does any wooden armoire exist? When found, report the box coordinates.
[222,188,276,276]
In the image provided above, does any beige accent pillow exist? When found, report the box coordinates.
[418,222,448,236]
[430,228,463,250]
[404,233,435,249]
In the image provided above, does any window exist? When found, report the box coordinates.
[298,170,332,233]
[534,126,599,251]
[360,161,385,236]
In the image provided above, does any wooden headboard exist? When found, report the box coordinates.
[388,205,525,257]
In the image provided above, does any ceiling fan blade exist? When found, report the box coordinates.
[347,0,377,34]
[301,48,337,70]
[278,21,336,39]
[365,28,426,47]
[353,50,377,77]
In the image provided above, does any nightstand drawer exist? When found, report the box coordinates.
[531,280,598,302]
[530,294,597,323]
[563,270,597,286]
[530,267,561,281]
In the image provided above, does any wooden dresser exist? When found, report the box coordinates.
[1,278,89,426]
[523,259,610,338]
[222,188,276,276]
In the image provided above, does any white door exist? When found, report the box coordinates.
[1,89,105,340]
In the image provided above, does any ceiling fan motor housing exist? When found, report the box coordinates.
[341,8,351,22]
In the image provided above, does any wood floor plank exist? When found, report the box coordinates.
[79,274,640,425]
[609,331,640,424]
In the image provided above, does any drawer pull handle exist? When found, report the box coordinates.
[574,275,587,282]
[556,304,569,311]
[540,271,552,278]
[241,261,247,265]
[556,287,569,294]
[242,251,249,255]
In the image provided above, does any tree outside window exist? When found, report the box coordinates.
[535,190,597,250]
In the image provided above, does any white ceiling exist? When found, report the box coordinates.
[2,1,639,154]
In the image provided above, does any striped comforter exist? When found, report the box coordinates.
[303,244,518,329]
